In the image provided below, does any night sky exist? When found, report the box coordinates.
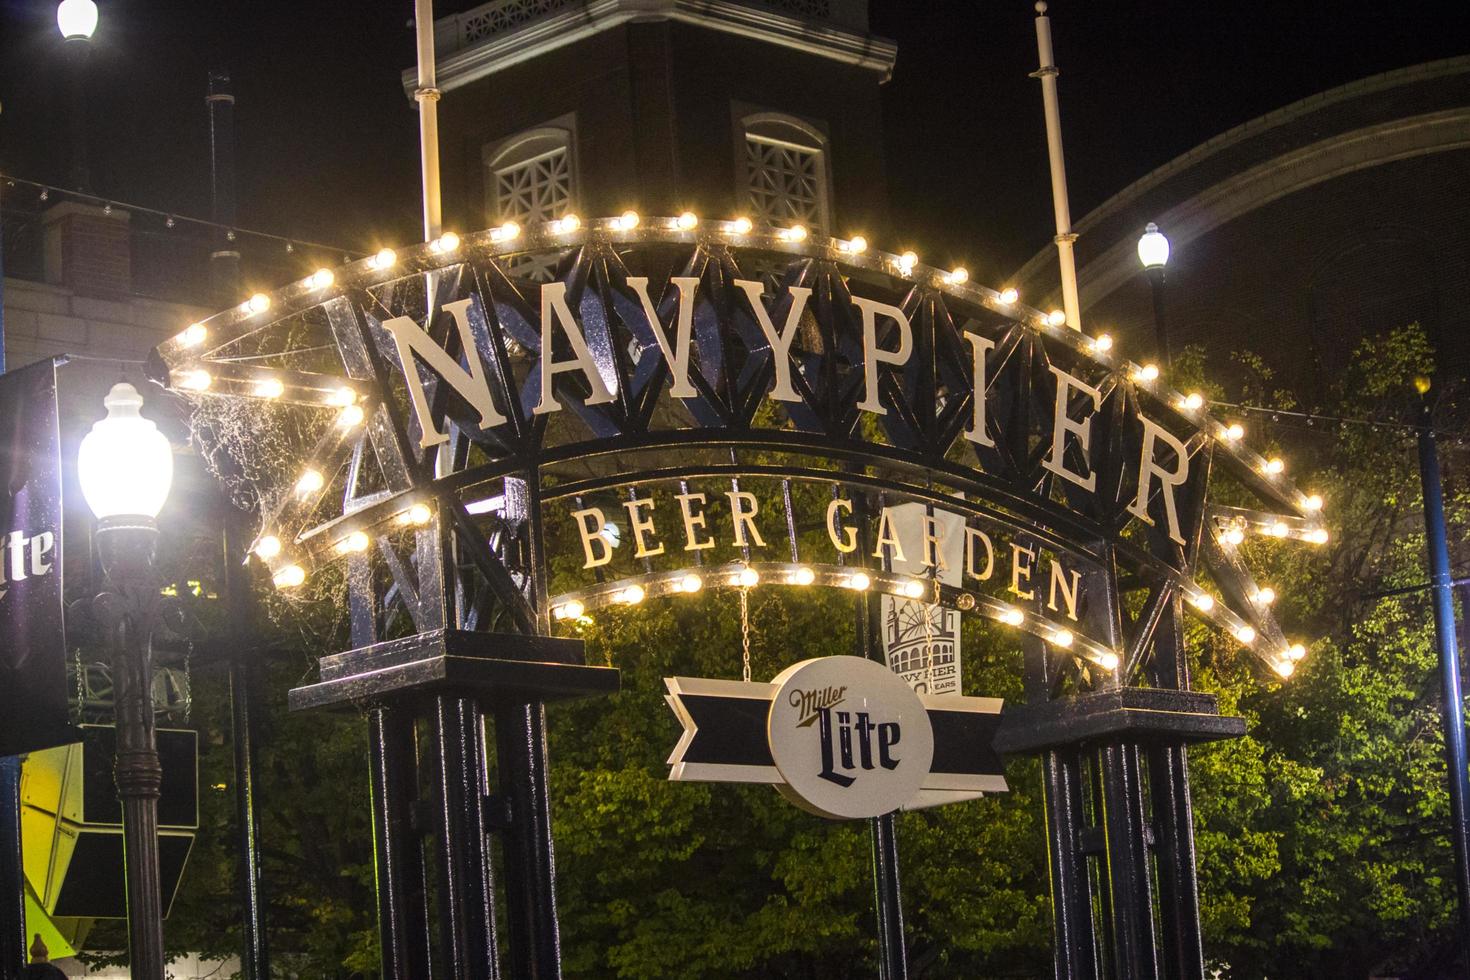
[0,1,1467,281]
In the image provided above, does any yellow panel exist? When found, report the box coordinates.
[23,883,78,961]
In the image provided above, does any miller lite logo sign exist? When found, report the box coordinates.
[665,656,1006,819]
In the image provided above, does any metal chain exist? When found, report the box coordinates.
[739,587,752,683]
[73,646,84,723]
[183,641,193,723]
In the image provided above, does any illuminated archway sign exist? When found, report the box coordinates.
[149,214,1325,956]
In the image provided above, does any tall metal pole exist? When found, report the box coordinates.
[224,519,270,980]
[1147,266,1169,367]
[1416,382,1470,949]
[65,38,91,192]
[207,69,242,303]
[1031,2,1081,330]
[414,0,443,241]
[95,519,167,980]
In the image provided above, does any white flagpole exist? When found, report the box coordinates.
[1031,2,1082,330]
[414,0,443,241]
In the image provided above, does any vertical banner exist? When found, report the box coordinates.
[0,358,76,755]
[881,503,965,695]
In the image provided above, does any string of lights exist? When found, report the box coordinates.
[1213,400,1470,444]
[0,172,357,261]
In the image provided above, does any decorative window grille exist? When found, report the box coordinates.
[485,127,577,279]
[741,114,831,233]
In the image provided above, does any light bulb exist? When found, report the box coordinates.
[1267,521,1289,538]
[337,405,365,428]
[56,0,99,40]
[846,571,871,591]
[554,599,586,620]
[1098,652,1120,671]
[273,565,306,589]
[555,214,580,234]
[676,211,698,231]
[1222,526,1245,546]
[1051,629,1074,648]
[737,567,760,588]
[1092,333,1114,352]
[1254,587,1277,605]
[1264,458,1285,475]
[310,268,334,290]
[497,221,521,241]
[730,216,753,235]
[946,267,969,285]
[1224,423,1245,441]
[618,584,646,605]
[1287,643,1306,661]
[339,531,370,554]
[998,287,1019,305]
[1135,363,1160,383]
[295,469,324,495]
[998,607,1025,627]
[254,378,285,399]
[435,232,460,253]
[327,387,357,407]
[254,536,282,560]
[404,503,432,526]
[178,323,207,347]
[846,235,868,255]
[176,369,212,391]
[1304,494,1324,511]
[784,225,808,243]
[680,573,704,593]
[1047,310,1066,327]
[618,210,640,231]
[897,250,918,273]
[1306,528,1330,545]
[902,580,926,599]
[1274,660,1295,679]
[793,566,816,586]
[247,293,271,314]
[1183,392,1204,410]
[372,247,397,269]
[1189,593,1215,612]
[1235,626,1256,644]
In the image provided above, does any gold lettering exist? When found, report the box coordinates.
[1047,560,1082,622]
[1010,543,1035,600]
[965,527,994,580]
[826,498,857,553]
[572,507,613,568]
[726,491,767,548]
[676,492,715,551]
[872,507,907,563]
[622,498,664,559]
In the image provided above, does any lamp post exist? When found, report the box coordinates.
[56,0,98,192]
[1138,222,1171,366]
[78,382,174,980]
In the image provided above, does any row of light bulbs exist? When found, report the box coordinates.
[200,212,1323,683]
[550,563,1118,671]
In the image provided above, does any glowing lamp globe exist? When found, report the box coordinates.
[57,0,98,39]
[1137,222,1170,270]
[78,383,174,520]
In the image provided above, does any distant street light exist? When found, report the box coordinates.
[55,0,98,39]
[1138,221,1171,366]
[78,383,174,980]
[56,0,97,191]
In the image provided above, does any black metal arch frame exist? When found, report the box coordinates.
[150,217,1325,979]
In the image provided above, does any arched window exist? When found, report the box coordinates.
[483,123,577,227]
[740,112,832,233]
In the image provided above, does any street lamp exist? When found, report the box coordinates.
[56,0,97,191]
[1137,221,1171,366]
[78,383,173,980]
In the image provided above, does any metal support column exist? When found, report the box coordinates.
[368,707,433,980]
[1097,741,1158,979]
[228,661,270,980]
[431,697,498,979]
[1416,386,1470,950]
[495,703,563,980]
[1039,747,1095,979]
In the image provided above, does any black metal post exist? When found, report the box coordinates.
[367,706,433,980]
[0,755,25,979]
[94,518,166,980]
[223,519,270,980]
[1147,265,1169,368]
[64,38,90,192]
[1039,747,1095,979]
[495,703,563,980]
[431,697,498,979]
[1416,388,1470,949]
[206,69,241,303]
